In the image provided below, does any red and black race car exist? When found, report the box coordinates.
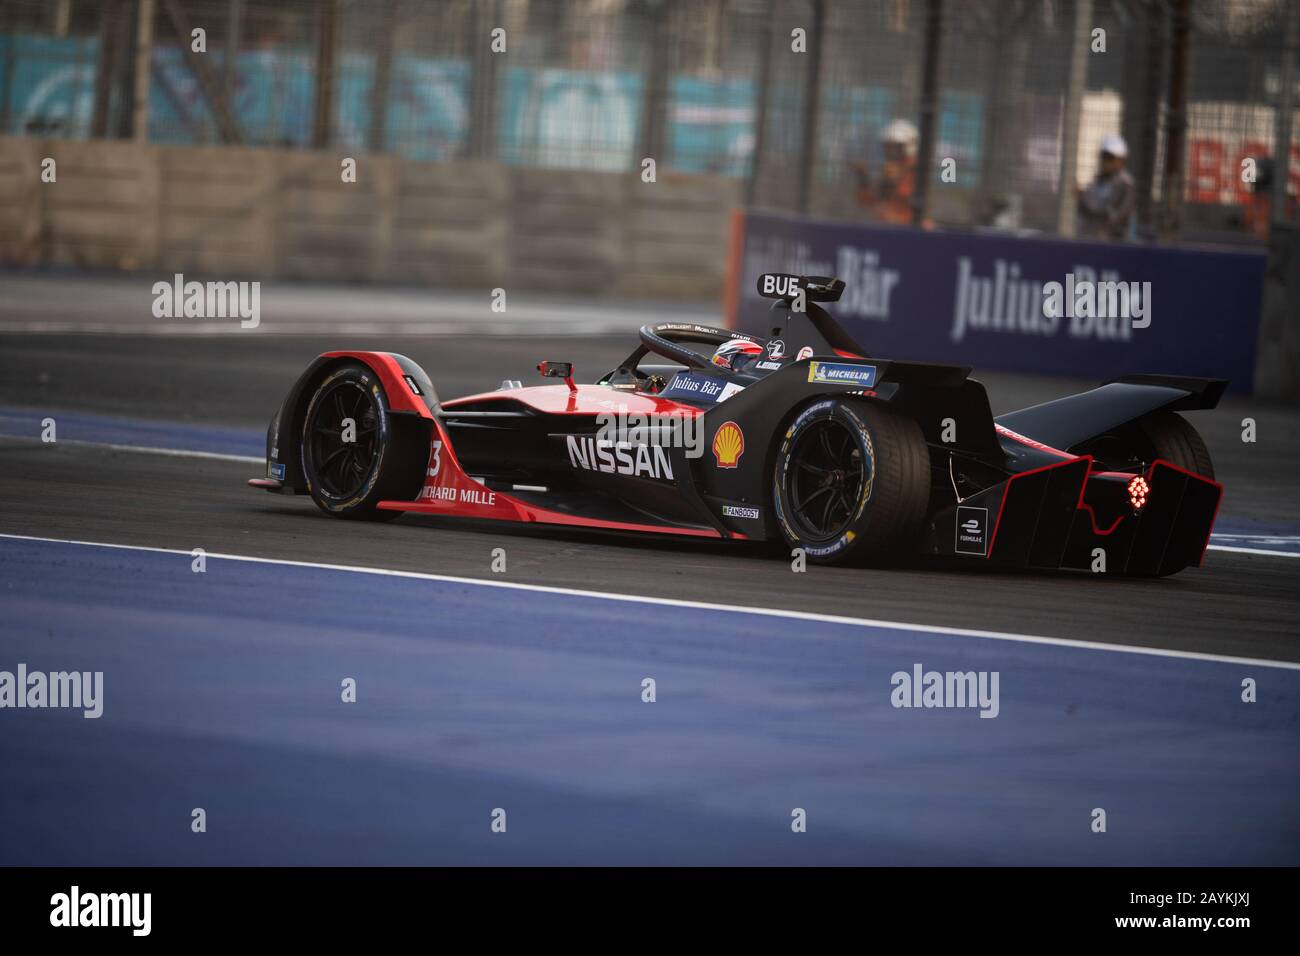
[249,273,1223,577]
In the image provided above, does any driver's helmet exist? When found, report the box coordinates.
[711,337,764,371]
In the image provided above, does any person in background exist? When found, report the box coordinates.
[1078,134,1137,240]
[853,119,919,225]
[1241,156,1297,240]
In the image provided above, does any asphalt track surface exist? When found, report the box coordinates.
[1,306,1298,864]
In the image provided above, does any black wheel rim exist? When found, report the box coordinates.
[787,419,867,539]
[307,380,381,499]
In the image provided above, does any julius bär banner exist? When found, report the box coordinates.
[727,210,1266,390]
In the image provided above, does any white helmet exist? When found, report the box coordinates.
[711,337,764,371]
[1099,133,1128,159]
[881,119,919,157]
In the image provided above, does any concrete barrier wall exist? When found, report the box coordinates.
[0,137,42,266]
[0,137,738,299]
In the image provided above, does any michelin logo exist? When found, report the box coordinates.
[807,361,877,387]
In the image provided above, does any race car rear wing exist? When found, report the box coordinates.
[755,273,869,357]
[1103,374,1227,410]
[995,375,1226,454]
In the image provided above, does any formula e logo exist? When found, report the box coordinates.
[567,436,674,480]
[766,339,786,359]
[712,421,745,468]
[955,506,988,556]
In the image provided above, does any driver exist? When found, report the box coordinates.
[711,337,765,371]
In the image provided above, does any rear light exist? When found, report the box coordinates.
[1128,475,1150,510]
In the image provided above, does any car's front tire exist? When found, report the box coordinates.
[771,397,929,564]
[300,362,408,520]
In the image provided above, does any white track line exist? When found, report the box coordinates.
[5,437,1294,556]
[5,435,1299,557]
[0,434,260,464]
[1212,534,1300,539]
[1205,544,1300,558]
[2,532,1298,671]
[94,442,261,464]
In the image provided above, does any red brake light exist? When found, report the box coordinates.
[1128,476,1150,510]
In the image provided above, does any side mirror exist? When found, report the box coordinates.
[537,361,576,392]
[537,361,572,379]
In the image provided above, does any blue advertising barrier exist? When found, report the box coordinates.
[726,210,1267,391]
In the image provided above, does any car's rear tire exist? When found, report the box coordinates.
[301,362,409,520]
[1129,412,1216,578]
[1133,411,1215,479]
[771,397,929,565]
[1078,410,1214,480]
[1074,410,1216,578]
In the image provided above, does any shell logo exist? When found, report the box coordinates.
[712,421,745,468]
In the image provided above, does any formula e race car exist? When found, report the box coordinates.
[249,273,1224,577]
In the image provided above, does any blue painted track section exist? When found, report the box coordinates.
[1209,517,1300,555]
[1,537,1296,865]
[0,406,262,459]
